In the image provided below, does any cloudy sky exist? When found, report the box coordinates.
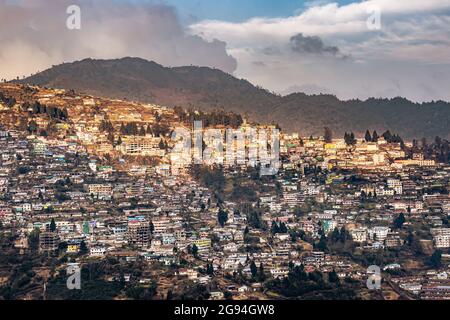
[1,0,450,102]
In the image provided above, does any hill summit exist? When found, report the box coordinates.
[17,57,450,139]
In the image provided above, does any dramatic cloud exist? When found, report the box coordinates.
[290,33,340,56]
[190,0,450,102]
[1,0,449,103]
[0,0,237,80]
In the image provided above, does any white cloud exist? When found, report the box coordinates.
[0,0,237,80]
[191,1,449,40]
[189,0,450,102]
[1,0,448,103]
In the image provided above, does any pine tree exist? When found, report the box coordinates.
[330,227,340,243]
[393,213,406,229]
[328,269,340,283]
[107,132,115,144]
[50,218,56,232]
[218,209,228,227]
[259,263,266,281]
[250,261,258,278]
[159,139,165,150]
[192,244,199,258]
[271,221,279,234]
[206,263,214,275]
[149,221,154,235]
[350,132,357,145]
[365,130,372,142]
[28,229,40,252]
[79,240,88,255]
[429,250,442,268]
[317,234,328,252]
[27,120,38,134]
[344,132,356,145]
[383,130,393,142]
[372,130,379,142]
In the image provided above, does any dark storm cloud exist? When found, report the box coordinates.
[0,0,237,80]
[290,33,340,56]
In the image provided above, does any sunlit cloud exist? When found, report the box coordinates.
[189,0,450,102]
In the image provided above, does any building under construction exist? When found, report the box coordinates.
[39,232,60,252]
[126,219,151,248]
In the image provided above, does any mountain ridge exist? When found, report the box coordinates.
[16,57,450,139]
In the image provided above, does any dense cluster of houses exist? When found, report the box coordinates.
[0,84,449,299]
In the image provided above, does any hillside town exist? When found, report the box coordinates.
[0,83,449,300]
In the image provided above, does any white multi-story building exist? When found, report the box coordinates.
[85,184,112,197]
[351,228,368,243]
[90,246,107,257]
[368,226,390,241]
[283,192,299,208]
[387,179,403,195]
[117,137,165,157]
[431,228,450,248]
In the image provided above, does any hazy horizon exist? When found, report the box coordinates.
[13,56,450,105]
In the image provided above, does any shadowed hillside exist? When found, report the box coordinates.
[17,57,450,139]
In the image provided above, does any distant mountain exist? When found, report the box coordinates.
[17,57,450,139]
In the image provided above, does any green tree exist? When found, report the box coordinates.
[126,281,157,300]
[271,221,279,234]
[28,228,40,252]
[349,132,357,145]
[429,250,442,269]
[393,213,406,229]
[383,130,393,142]
[259,263,266,281]
[50,218,57,232]
[58,241,68,254]
[316,234,328,252]
[250,261,258,278]
[192,244,199,258]
[224,291,233,300]
[149,221,154,235]
[344,132,357,145]
[330,227,341,244]
[159,139,166,150]
[372,130,379,142]
[179,283,210,300]
[79,241,88,255]
[365,130,372,142]
[328,269,340,284]
[206,263,214,275]
[27,120,38,134]
[218,209,228,227]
